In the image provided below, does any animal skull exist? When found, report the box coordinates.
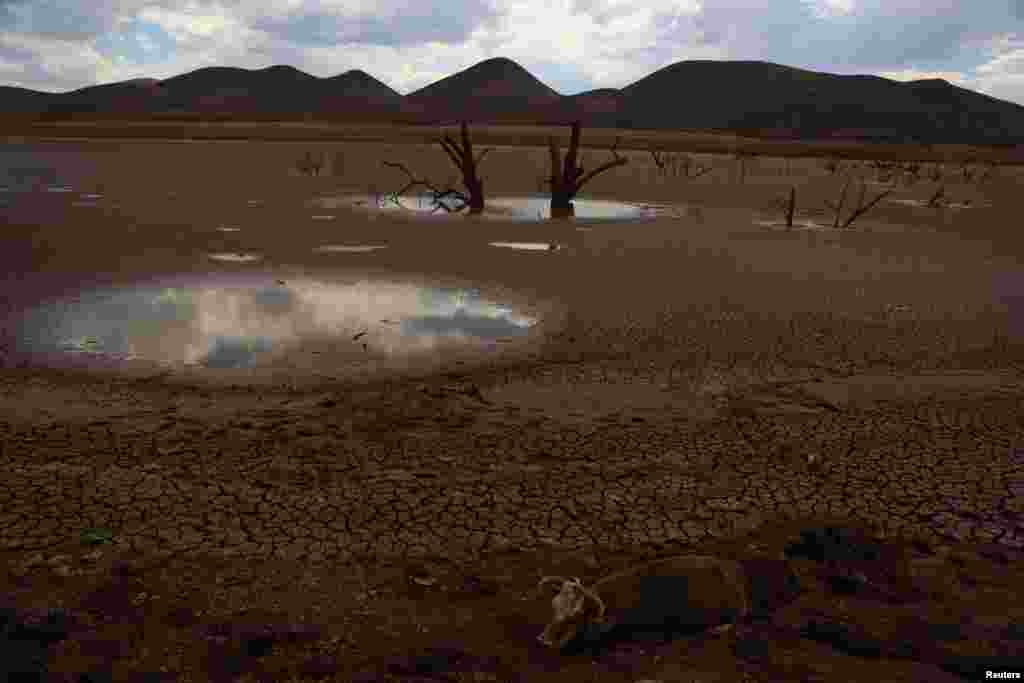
[535,576,606,649]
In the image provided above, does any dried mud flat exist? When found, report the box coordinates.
[2,133,1024,681]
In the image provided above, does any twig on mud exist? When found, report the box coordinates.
[649,145,715,182]
[295,150,325,177]
[824,176,893,229]
[783,186,796,228]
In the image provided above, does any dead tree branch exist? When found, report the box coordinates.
[926,184,946,208]
[380,160,469,213]
[824,176,893,229]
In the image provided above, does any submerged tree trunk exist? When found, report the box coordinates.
[550,194,575,218]
[463,175,485,213]
[547,122,627,219]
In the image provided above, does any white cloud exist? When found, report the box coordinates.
[876,69,969,85]
[0,0,1019,107]
[803,0,856,19]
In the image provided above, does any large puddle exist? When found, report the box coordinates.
[6,272,545,382]
[313,194,678,222]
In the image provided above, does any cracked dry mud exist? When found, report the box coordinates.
[2,135,1024,682]
[3,363,1023,682]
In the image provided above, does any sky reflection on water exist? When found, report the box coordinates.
[12,273,538,370]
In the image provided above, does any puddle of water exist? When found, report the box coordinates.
[216,226,241,232]
[207,253,262,263]
[325,194,671,222]
[8,273,540,375]
[489,242,562,252]
[314,245,388,253]
[886,198,990,210]
[753,219,844,232]
[485,196,663,221]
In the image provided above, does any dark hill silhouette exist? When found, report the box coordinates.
[48,78,170,114]
[157,65,319,112]
[561,88,626,127]
[0,85,55,113]
[322,69,401,100]
[3,57,1023,144]
[406,56,562,121]
[617,60,1024,143]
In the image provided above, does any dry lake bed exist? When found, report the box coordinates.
[1,132,1023,681]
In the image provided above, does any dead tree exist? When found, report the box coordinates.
[380,121,492,214]
[732,149,757,184]
[768,186,798,228]
[783,186,796,228]
[547,122,628,218]
[438,121,491,214]
[649,147,714,181]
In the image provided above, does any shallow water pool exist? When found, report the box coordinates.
[8,272,540,374]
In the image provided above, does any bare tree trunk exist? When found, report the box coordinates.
[439,121,491,214]
[547,122,628,219]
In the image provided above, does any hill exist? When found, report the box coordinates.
[3,58,1023,144]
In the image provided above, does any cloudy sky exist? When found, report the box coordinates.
[1,0,1023,106]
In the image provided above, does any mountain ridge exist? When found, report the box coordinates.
[2,58,1021,144]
